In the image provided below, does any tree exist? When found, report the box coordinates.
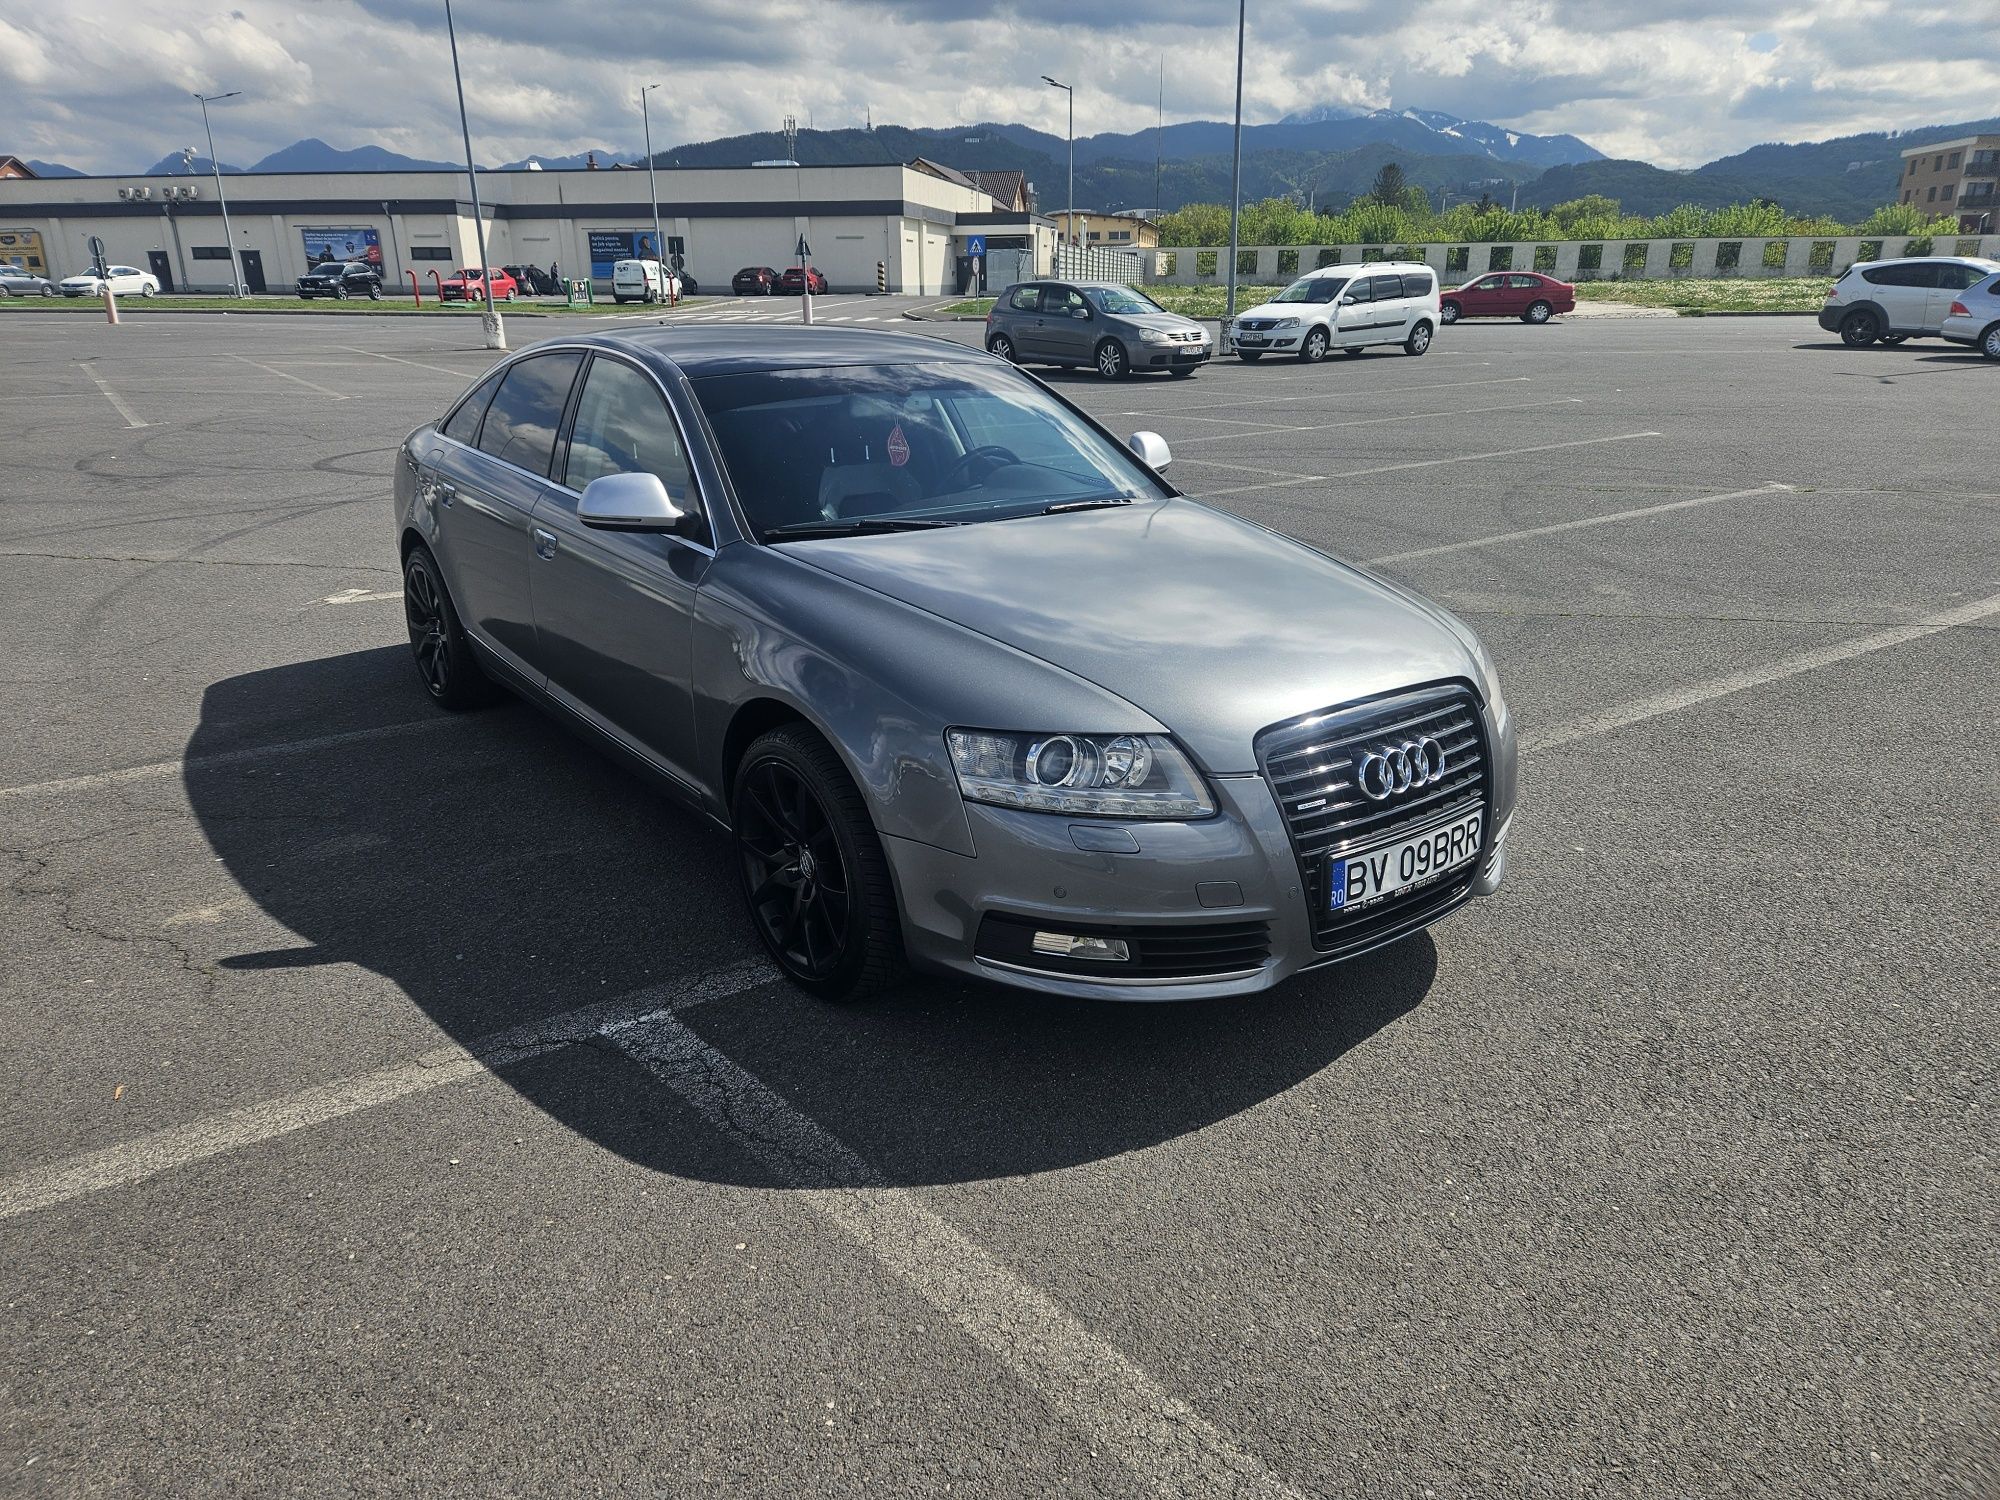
[1368,162,1407,207]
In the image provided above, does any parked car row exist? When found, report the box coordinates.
[0,264,57,296]
[1819,255,2000,353]
[439,267,519,303]
[732,265,829,295]
[297,261,383,300]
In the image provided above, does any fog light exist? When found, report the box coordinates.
[1031,931,1130,963]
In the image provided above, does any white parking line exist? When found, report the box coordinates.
[1135,371,1511,413]
[0,962,777,1222]
[1174,456,1322,480]
[340,345,486,378]
[605,1011,1309,1500]
[1524,590,2000,754]
[1192,475,1328,500]
[0,717,459,803]
[322,586,406,605]
[1332,430,1660,480]
[76,363,147,428]
[1364,482,1791,565]
[1177,397,1585,445]
[227,352,349,399]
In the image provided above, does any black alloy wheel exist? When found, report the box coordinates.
[733,727,904,1001]
[334,284,350,300]
[402,545,494,709]
[1840,309,1880,347]
[368,284,382,301]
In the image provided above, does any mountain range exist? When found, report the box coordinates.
[23,110,1996,222]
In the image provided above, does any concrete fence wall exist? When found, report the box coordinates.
[1144,234,2000,286]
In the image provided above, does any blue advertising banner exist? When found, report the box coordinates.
[300,225,382,269]
[587,229,664,278]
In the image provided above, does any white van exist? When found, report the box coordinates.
[611,259,683,304]
[1228,261,1441,362]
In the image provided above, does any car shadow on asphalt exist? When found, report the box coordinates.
[186,647,1436,1189]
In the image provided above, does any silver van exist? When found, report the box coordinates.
[985,281,1211,379]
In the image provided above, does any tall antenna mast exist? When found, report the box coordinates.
[782,114,798,161]
[1155,55,1164,211]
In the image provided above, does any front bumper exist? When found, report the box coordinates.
[880,704,1517,1001]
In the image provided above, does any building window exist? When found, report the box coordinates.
[190,246,232,259]
[1934,155,1944,170]
[1902,190,1912,204]
[1928,185,1937,202]
[1948,152,1961,169]
[1111,231,1130,241]
[1908,159,1919,176]
[1943,184,1955,200]
[409,246,453,261]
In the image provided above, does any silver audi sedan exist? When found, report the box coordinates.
[393,328,1517,1002]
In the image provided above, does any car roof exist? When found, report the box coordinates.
[1297,261,1434,276]
[573,326,991,378]
[1853,255,2000,269]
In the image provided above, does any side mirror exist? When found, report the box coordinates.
[1071,306,1091,320]
[578,471,687,532]
[1127,431,1172,471]
[1339,293,1359,306]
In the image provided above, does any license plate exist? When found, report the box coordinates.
[1328,810,1483,912]
[1237,335,1268,346]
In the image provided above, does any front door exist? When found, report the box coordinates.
[1462,274,1508,315]
[1334,278,1377,343]
[238,250,266,294]
[429,349,584,678]
[146,251,174,293]
[1039,285,1095,363]
[530,352,708,782]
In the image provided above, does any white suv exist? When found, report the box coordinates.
[1817,255,2000,347]
[1228,262,1440,363]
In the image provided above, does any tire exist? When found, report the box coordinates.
[1168,365,1197,378]
[1523,300,1552,324]
[612,295,628,305]
[298,293,312,301]
[368,286,382,301]
[402,545,497,710]
[1342,345,1365,357]
[334,285,349,301]
[1839,309,1879,347]
[987,333,1016,362]
[1983,323,2000,361]
[733,725,905,1002]
[1440,301,1461,324]
[1095,338,1131,379]
[41,284,56,297]
[1404,321,1433,356]
[1878,334,1907,346]
[141,282,157,298]
[1237,350,1264,362]
[1298,326,1329,363]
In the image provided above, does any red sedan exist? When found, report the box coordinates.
[779,265,829,295]
[439,267,519,303]
[1440,271,1575,325]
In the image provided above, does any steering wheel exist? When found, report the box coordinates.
[939,444,1021,491]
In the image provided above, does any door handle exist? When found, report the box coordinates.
[533,527,558,561]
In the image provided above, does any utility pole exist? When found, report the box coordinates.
[1154,56,1163,213]
[193,91,243,297]
[641,83,666,299]
[443,0,504,349]
[1224,0,1246,342]
[1042,76,1073,266]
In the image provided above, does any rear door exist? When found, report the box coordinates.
[427,349,584,679]
[530,352,710,783]
[1864,263,1933,331]
[1508,274,1547,312]
[1363,274,1410,342]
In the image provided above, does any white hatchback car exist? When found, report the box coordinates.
[1817,255,2000,346]
[1940,270,2000,360]
[1229,262,1440,363]
[60,265,161,298]
[611,259,683,304]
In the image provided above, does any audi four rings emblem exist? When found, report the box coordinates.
[1357,737,1447,801]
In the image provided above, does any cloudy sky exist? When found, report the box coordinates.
[3,0,1994,174]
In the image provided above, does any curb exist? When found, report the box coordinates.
[1673,309,1818,318]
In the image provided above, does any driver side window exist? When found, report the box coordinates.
[563,356,695,511]
[1042,287,1087,317]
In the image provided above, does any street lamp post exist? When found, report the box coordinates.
[443,0,504,349]
[1041,75,1073,268]
[1223,0,1246,344]
[641,83,667,303]
[193,91,243,297]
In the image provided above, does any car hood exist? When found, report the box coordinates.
[1118,310,1207,334]
[782,498,1477,772]
[1233,300,1309,321]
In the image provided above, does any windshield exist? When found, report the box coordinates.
[1085,286,1165,315]
[454,269,482,280]
[1273,276,1346,304]
[691,361,1169,538]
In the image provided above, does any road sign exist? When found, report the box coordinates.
[667,236,685,257]
[797,235,812,259]
[966,235,986,258]
[88,235,107,276]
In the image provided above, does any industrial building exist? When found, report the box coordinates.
[0,159,1056,295]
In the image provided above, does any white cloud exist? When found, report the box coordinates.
[7,0,1995,173]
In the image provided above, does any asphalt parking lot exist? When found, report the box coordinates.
[1,305,1994,1499]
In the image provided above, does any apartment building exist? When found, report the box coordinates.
[1897,135,2000,232]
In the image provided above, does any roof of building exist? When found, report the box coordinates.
[0,155,40,179]
[965,169,1029,211]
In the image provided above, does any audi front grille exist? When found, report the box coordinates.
[1256,683,1491,957]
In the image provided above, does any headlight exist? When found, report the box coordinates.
[1140,329,1174,344]
[945,730,1216,819]
[1272,316,1300,329]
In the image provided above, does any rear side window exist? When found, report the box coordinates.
[1938,264,1991,290]
[1509,274,1542,289]
[441,369,504,446]
[1402,272,1435,297]
[1363,274,1404,300]
[1861,263,1936,288]
[476,351,584,476]
[1007,285,1041,311]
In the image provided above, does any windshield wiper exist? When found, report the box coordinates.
[761,517,959,542]
[1041,498,1134,515]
